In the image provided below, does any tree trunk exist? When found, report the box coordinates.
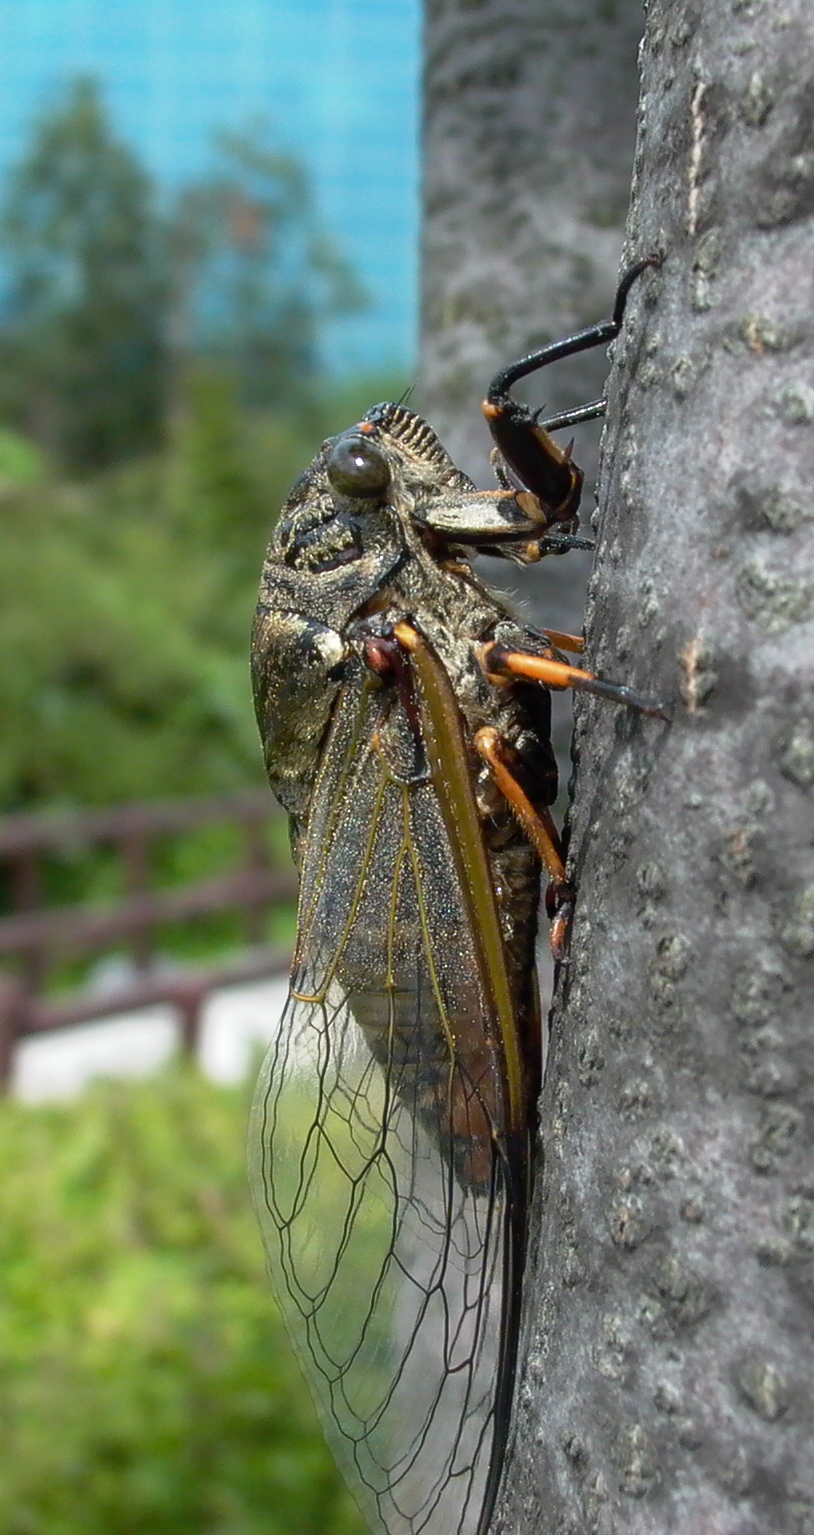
[418,0,648,847]
[418,0,645,639]
[501,2,814,1532]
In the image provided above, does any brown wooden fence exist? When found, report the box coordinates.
[0,791,298,1086]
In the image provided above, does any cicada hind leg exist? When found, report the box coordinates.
[473,725,574,962]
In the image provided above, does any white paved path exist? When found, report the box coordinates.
[13,976,290,1101]
[13,947,555,1102]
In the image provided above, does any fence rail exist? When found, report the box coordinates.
[0,790,297,1086]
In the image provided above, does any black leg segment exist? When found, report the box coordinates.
[481,254,662,527]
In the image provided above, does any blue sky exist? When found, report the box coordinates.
[0,0,421,372]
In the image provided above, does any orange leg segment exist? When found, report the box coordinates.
[479,641,671,720]
[475,727,568,888]
[540,629,585,655]
[474,726,575,960]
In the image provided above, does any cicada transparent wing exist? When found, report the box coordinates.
[249,648,532,1535]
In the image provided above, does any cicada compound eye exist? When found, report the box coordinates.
[325,432,391,499]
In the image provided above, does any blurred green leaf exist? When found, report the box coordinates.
[0,1067,367,1535]
[0,426,46,489]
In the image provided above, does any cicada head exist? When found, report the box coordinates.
[265,432,407,623]
[270,401,473,605]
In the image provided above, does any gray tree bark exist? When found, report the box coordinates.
[498,2,814,1533]
[418,0,645,640]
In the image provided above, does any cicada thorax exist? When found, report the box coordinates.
[250,463,409,830]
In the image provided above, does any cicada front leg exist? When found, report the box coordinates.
[481,254,662,530]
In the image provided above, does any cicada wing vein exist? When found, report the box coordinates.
[249,668,530,1535]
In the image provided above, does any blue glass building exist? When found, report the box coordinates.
[0,0,420,372]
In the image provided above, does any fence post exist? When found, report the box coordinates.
[10,849,46,996]
[176,983,205,1061]
[121,829,153,972]
[0,980,24,1090]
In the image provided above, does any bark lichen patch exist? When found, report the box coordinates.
[718,825,758,887]
[738,312,793,354]
[561,1431,588,1469]
[730,962,792,1026]
[620,1077,654,1116]
[729,471,810,534]
[776,884,814,958]
[637,860,667,926]
[637,585,660,628]
[636,861,666,900]
[595,1311,636,1380]
[754,1231,796,1268]
[734,1357,791,1421]
[739,69,776,128]
[653,1380,682,1415]
[779,716,814,787]
[648,1251,718,1332]
[784,1192,814,1249]
[762,488,810,534]
[614,1422,659,1498]
[749,1102,804,1173]
[743,1055,798,1098]
[609,1194,653,1250]
[735,558,813,631]
[655,933,691,980]
[671,353,697,397]
[776,380,814,425]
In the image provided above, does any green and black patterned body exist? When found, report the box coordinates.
[250,401,561,1535]
[249,259,665,1535]
[251,403,560,1139]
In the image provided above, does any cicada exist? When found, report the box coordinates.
[249,258,666,1535]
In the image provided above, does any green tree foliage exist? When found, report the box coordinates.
[0,78,170,473]
[172,126,367,410]
[0,75,397,816]
[0,424,46,490]
[0,1066,365,1535]
[0,80,367,472]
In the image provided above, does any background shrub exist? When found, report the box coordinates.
[0,1066,365,1535]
